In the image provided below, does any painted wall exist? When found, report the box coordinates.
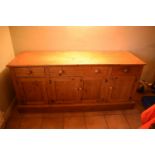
[0,27,15,112]
[10,26,155,82]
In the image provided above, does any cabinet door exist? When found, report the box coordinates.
[81,77,107,102]
[107,76,136,102]
[17,78,48,104]
[48,77,82,103]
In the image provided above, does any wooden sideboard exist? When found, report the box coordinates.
[7,51,145,112]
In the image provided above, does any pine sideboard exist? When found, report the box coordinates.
[7,51,145,112]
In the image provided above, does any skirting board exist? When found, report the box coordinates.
[0,97,16,129]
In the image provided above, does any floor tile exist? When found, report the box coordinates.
[21,112,43,118]
[135,103,145,113]
[9,109,21,118]
[5,106,142,129]
[42,112,63,118]
[64,113,86,129]
[122,108,140,115]
[84,111,104,117]
[5,117,21,129]
[85,115,108,129]
[123,113,141,129]
[102,110,122,115]
[41,117,63,129]
[104,114,130,129]
[20,117,42,129]
[64,112,84,117]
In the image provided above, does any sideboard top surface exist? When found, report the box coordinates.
[7,51,146,67]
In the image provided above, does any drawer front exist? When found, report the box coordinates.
[14,67,45,77]
[48,66,88,76]
[47,66,63,77]
[91,66,110,76]
[48,66,110,77]
[62,66,91,76]
[111,66,141,76]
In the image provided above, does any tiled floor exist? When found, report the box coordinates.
[5,105,143,129]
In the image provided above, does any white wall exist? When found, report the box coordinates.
[10,26,155,82]
[0,26,15,113]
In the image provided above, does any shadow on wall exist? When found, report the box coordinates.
[0,67,15,112]
[131,43,155,82]
[142,64,155,82]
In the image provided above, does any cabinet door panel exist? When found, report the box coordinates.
[108,76,136,102]
[48,77,82,103]
[82,77,106,102]
[18,78,48,104]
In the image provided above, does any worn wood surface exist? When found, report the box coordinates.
[7,51,145,67]
[7,51,145,111]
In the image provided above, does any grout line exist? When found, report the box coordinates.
[62,112,65,129]
[83,112,87,129]
[17,116,22,129]
[101,113,110,129]
[104,113,130,129]
[122,112,132,129]
[103,115,110,129]
[7,109,140,129]
[40,114,44,129]
[84,111,110,129]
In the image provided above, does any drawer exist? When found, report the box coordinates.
[111,66,141,76]
[62,66,91,76]
[91,66,110,76]
[48,66,110,77]
[14,67,45,77]
[47,66,87,76]
[47,66,63,76]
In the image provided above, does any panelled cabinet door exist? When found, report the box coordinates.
[107,76,136,102]
[48,77,82,103]
[81,77,107,103]
[17,78,48,104]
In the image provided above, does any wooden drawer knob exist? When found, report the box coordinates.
[29,70,33,74]
[79,87,82,91]
[58,70,63,75]
[109,86,112,90]
[123,68,129,73]
[94,69,99,73]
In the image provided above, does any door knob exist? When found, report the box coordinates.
[123,68,129,73]
[58,70,63,75]
[94,69,99,73]
[29,70,33,74]
[109,86,112,90]
[79,87,82,91]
